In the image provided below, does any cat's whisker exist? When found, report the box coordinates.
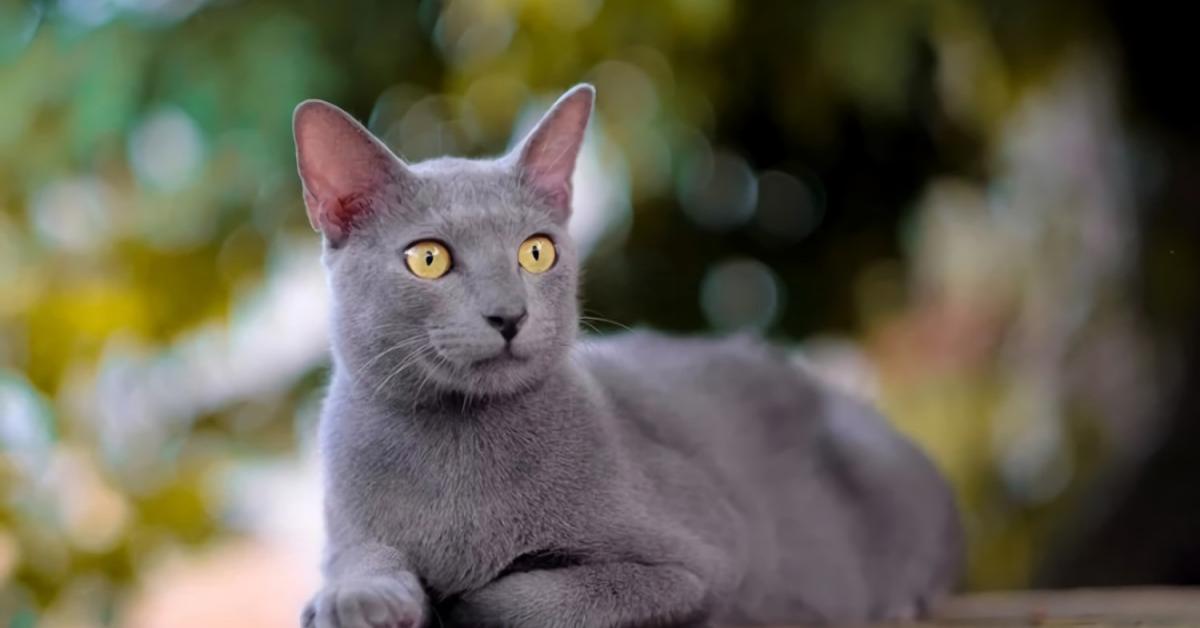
[360,333,428,357]
[355,335,431,380]
[371,345,436,400]
[409,365,440,412]
[356,320,425,335]
[579,315,631,332]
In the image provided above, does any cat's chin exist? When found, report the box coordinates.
[468,347,529,368]
[423,351,547,399]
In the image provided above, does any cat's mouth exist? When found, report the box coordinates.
[423,342,544,396]
[468,346,528,369]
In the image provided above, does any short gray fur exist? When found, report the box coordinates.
[294,84,964,628]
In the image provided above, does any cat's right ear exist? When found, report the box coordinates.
[293,100,410,246]
[509,84,594,224]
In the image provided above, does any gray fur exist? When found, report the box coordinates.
[296,85,963,628]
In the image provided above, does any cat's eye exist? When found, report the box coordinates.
[404,241,452,279]
[518,235,556,274]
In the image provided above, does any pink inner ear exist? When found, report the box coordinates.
[516,85,594,218]
[293,100,405,243]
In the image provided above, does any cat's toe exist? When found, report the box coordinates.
[305,577,424,628]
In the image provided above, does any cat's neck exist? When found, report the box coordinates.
[331,355,599,436]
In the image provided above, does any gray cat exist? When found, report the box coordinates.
[294,84,963,628]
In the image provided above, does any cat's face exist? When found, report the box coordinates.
[294,86,593,400]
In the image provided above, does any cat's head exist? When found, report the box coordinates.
[293,85,594,401]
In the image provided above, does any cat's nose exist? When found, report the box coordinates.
[484,309,527,342]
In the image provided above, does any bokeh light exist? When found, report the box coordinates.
[29,176,114,253]
[752,170,823,244]
[700,258,784,332]
[128,106,205,192]
[677,148,758,231]
[0,0,43,61]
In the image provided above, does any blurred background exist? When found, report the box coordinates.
[2,0,1199,625]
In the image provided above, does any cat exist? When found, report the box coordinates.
[294,84,963,628]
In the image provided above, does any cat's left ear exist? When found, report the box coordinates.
[510,84,594,223]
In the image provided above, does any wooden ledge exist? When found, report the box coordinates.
[750,588,1200,627]
[924,587,1200,626]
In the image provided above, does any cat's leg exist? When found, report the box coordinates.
[302,542,426,628]
[448,562,710,628]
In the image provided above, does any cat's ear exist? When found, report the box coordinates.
[293,100,410,246]
[510,84,594,223]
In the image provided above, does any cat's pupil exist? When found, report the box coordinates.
[425,252,433,266]
[532,246,540,261]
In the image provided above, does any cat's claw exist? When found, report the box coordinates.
[302,576,424,628]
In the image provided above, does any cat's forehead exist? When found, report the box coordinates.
[408,157,521,211]
[384,156,557,242]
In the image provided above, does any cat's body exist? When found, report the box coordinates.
[323,332,960,625]
[295,85,963,628]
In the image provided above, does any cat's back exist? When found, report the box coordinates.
[577,330,821,420]
[574,330,829,484]
[575,331,963,621]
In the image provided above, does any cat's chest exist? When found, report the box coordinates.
[385,426,617,595]
[398,487,564,594]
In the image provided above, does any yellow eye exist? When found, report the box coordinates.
[518,235,556,274]
[404,241,452,279]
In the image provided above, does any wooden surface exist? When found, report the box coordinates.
[919,588,1200,626]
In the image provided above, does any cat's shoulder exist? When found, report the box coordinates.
[579,327,776,359]
[575,329,812,390]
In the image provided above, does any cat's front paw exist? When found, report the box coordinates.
[302,576,424,628]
